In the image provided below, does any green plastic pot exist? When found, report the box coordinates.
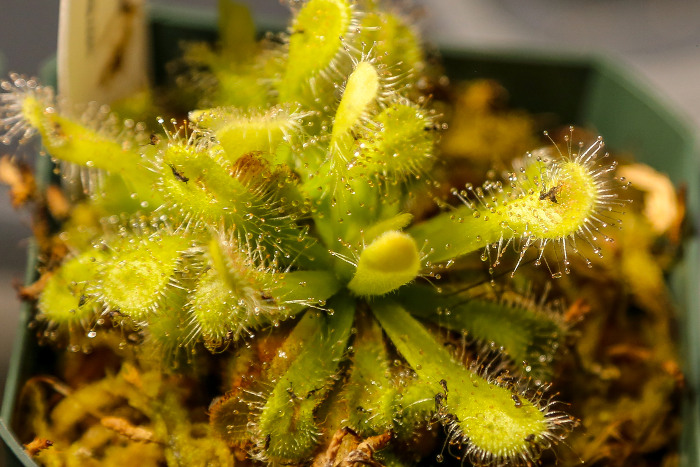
[1,5,698,466]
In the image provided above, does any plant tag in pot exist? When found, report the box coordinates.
[57,0,148,104]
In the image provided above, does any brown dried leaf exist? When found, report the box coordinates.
[661,360,685,390]
[312,426,355,467]
[617,163,678,235]
[0,155,36,207]
[121,362,143,389]
[100,416,157,443]
[15,272,53,301]
[24,437,54,456]
[46,185,71,220]
[564,298,591,325]
[312,427,391,467]
[606,344,652,362]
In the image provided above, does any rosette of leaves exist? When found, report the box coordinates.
[0,0,629,465]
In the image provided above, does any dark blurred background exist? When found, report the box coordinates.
[2,0,699,404]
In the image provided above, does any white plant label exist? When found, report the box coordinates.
[57,0,148,105]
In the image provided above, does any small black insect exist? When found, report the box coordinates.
[439,379,448,396]
[511,393,523,408]
[539,184,561,203]
[149,133,161,145]
[51,120,65,138]
[434,392,445,412]
[108,309,123,318]
[169,164,189,183]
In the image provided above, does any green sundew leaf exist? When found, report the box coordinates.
[189,245,340,349]
[209,390,253,447]
[398,285,565,381]
[93,173,157,215]
[512,158,599,240]
[181,0,281,109]
[314,206,411,281]
[189,268,251,348]
[265,307,329,381]
[333,61,379,137]
[20,95,158,202]
[361,212,414,244]
[213,71,272,109]
[272,141,295,169]
[393,377,434,441]
[109,88,160,125]
[98,234,190,322]
[348,230,421,296]
[343,316,397,435]
[38,249,107,329]
[298,144,343,201]
[290,239,336,271]
[189,237,276,347]
[327,60,382,175]
[290,137,329,186]
[180,41,272,109]
[357,10,424,82]
[372,299,555,464]
[56,202,105,251]
[410,152,608,264]
[211,311,327,447]
[206,235,264,302]
[359,102,435,181]
[212,347,260,446]
[279,0,353,102]
[307,167,405,260]
[272,270,341,313]
[159,142,307,261]
[190,105,306,161]
[218,0,256,63]
[408,203,500,263]
[143,287,193,364]
[158,142,239,225]
[256,299,355,463]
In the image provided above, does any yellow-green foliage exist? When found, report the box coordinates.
[348,230,421,296]
[0,0,631,465]
[38,249,106,329]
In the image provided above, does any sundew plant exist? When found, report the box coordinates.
[0,1,631,465]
